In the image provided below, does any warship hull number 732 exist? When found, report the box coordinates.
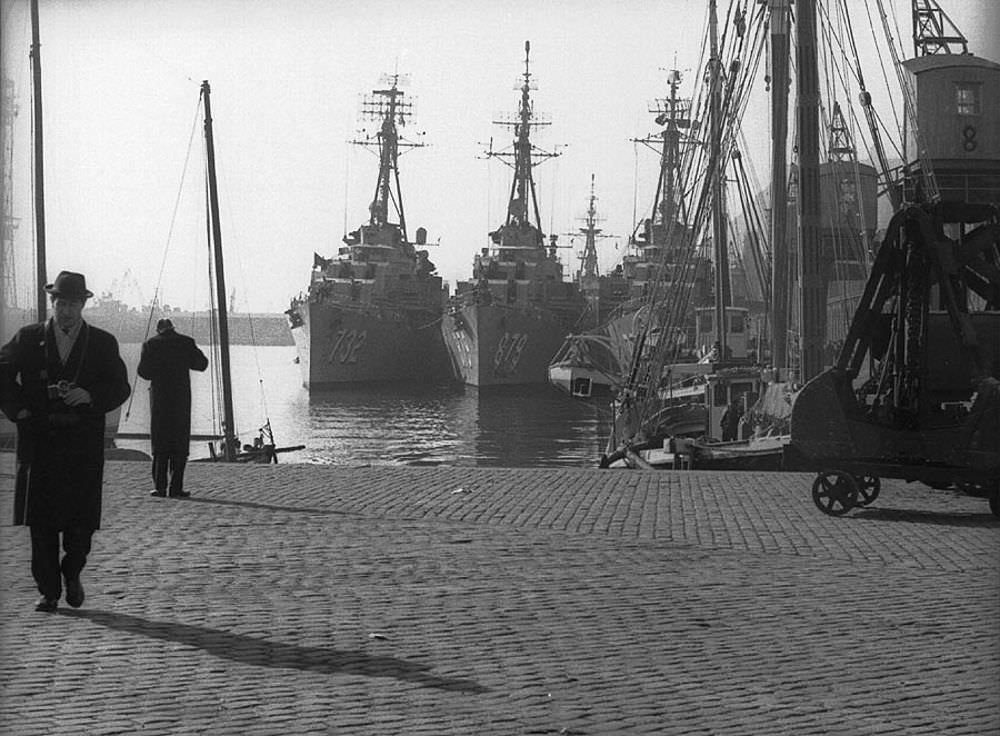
[286,74,448,389]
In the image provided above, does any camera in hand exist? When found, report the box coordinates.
[47,380,75,401]
[45,380,82,426]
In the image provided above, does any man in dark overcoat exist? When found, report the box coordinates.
[720,398,743,442]
[137,318,208,498]
[0,271,130,612]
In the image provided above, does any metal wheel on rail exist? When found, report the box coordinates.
[855,475,881,506]
[811,470,859,516]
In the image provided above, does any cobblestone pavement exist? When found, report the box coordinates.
[1,459,997,735]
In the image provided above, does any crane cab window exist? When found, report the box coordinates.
[955,83,981,116]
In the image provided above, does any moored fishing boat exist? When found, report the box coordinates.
[286,74,448,389]
[601,0,788,468]
[442,42,586,387]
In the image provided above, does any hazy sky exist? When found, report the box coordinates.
[2,0,998,313]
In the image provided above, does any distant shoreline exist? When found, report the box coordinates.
[0,306,294,347]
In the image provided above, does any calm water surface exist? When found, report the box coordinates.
[116,344,614,467]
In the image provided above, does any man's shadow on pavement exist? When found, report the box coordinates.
[58,609,487,694]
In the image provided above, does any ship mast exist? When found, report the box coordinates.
[486,41,559,246]
[795,0,824,382]
[709,0,731,358]
[352,73,422,242]
[769,0,791,371]
[632,68,693,241]
[577,174,604,280]
[200,80,237,462]
[654,69,690,230]
[511,40,540,230]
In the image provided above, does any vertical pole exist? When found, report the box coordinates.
[201,81,237,461]
[796,0,825,382]
[709,0,731,358]
[30,0,47,321]
[769,0,791,372]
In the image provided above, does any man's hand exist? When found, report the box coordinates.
[62,387,92,406]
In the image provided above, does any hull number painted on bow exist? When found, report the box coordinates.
[327,329,367,364]
[494,332,528,375]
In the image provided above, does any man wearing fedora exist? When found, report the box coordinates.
[138,317,208,498]
[0,271,130,612]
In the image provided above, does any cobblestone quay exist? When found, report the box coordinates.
[1,460,997,735]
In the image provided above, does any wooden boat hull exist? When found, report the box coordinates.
[688,435,789,470]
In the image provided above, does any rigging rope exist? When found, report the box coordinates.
[873,0,940,202]
[122,94,204,422]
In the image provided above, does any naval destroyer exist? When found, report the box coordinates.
[286,74,448,388]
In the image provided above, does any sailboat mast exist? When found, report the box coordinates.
[29,0,46,321]
[795,0,825,382]
[709,0,731,357]
[769,0,791,371]
[200,80,237,462]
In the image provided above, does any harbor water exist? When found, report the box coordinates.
[115,344,615,468]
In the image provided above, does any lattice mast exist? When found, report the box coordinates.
[633,68,694,233]
[912,0,968,56]
[486,41,560,234]
[571,174,616,281]
[827,101,857,163]
[350,73,423,242]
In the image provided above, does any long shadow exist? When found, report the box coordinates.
[181,496,357,517]
[853,505,999,528]
[59,609,488,694]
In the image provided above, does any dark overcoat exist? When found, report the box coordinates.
[0,320,131,529]
[136,329,208,456]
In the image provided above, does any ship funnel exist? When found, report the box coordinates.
[415,227,427,245]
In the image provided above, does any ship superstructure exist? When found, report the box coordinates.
[442,42,586,386]
[287,74,448,388]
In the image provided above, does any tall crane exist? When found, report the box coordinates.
[912,0,968,56]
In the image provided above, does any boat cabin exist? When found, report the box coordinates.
[701,368,765,441]
[694,306,751,360]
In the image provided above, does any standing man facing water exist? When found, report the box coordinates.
[138,318,208,498]
[0,271,131,613]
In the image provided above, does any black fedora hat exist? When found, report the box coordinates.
[44,271,93,300]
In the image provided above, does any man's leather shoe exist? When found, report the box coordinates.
[35,596,58,612]
[149,489,166,497]
[65,577,85,608]
[168,490,191,498]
